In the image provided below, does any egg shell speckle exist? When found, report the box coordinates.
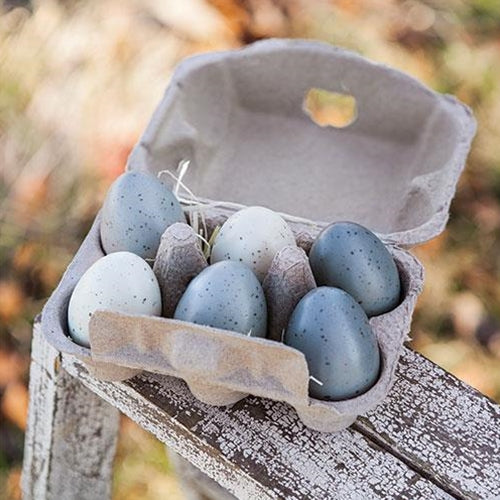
[174,261,267,337]
[67,251,162,347]
[309,221,401,316]
[285,286,380,401]
[210,206,296,282]
[100,171,185,259]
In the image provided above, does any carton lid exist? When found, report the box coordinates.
[128,39,476,247]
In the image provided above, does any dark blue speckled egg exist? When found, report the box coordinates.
[174,261,267,337]
[309,222,401,316]
[285,287,380,401]
[100,171,185,259]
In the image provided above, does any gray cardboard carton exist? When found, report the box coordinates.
[41,39,476,432]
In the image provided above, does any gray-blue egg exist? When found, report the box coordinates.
[285,287,380,401]
[309,221,401,316]
[100,171,185,259]
[174,261,267,337]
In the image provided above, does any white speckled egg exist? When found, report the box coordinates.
[210,206,296,281]
[67,251,162,347]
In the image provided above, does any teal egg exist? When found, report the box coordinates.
[100,171,185,259]
[174,261,267,337]
[309,222,401,316]
[285,287,380,401]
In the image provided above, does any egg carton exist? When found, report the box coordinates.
[41,39,475,432]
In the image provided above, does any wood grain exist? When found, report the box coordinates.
[29,319,500,500]
[354,348,500,500]
[21,324,119,500]
[56,331,455,498]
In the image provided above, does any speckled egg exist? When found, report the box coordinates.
[309,221,401,316]
[285,287,380,401]
[68,251,162,347]
[210,206,296,281]
[174,261,267,337]
[100,171,185,259]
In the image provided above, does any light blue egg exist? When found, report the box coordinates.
[67,252,162,348]
[309,222,401,316]
[174,261,267,337]
[285,287,380,401]
[100,171,185,259]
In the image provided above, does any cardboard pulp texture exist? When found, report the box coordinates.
[41,39,476,432]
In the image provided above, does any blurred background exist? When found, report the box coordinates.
[1,0,500,498]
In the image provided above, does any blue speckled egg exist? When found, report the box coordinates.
[285,287,380,401]
[309,222,401,316]
[100,171,185,259]
[174,261,267,337]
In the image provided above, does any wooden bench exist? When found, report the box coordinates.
[21,317,500,500]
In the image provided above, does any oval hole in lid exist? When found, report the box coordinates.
[303,88,357,129]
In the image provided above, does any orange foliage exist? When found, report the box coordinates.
[0,282,25,324]
[1,381,29,430]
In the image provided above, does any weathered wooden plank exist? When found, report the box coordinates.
[354,348,500,500]
[63,365,453,500]
[31,316,500,499]
[62,357,277,500]
[57,335,452,498]
[168,450,237,500]
[21,325,120,500]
